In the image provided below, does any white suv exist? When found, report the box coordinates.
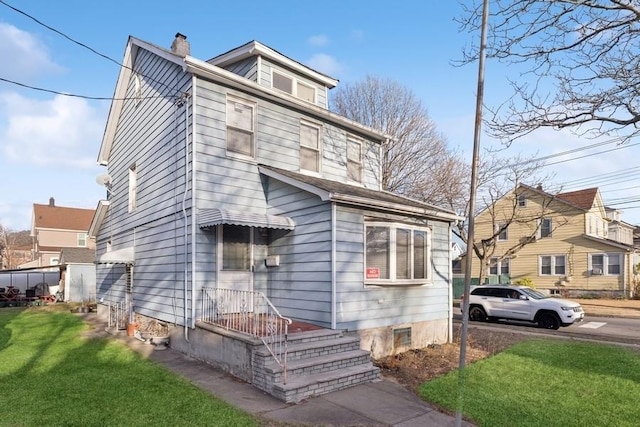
[467,285,584,330]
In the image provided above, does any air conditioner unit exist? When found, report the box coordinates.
[591,268,603,275]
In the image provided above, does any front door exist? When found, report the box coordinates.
[217,225,254,305]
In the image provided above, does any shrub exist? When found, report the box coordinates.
[514,277,535,288]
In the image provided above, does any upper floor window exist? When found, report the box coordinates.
[300,121,321,173]
[590,253,621,276]
[539,255,565,276]
[496,223,508,241]
[365,223,431,284]
[226,97,255,157]
[539,218,552,238]
[272,70,316,104]
[77,233,87,247]
[128,164,137,212]
[347,136,363,183]
[517,195,527,207]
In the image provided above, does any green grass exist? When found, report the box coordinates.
[419,339,640,427]
[0,307,259,426]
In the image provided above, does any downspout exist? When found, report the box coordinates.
[181,88,191,342]
[331,202,337,329]
[190,76,198,330]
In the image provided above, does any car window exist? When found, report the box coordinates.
[520,287,547,300]
[471,288,489,296]
[492,288,511,298]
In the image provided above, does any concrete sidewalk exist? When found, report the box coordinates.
[82,313,474,426]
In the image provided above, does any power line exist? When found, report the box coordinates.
[0,0,182,100]
[0,77,164,101]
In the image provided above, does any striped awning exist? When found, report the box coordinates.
[199,208,295,230]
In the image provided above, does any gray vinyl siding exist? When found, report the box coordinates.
[194,78,381,200]
[264,178,333,327]
[96,48,194,326]
[260,58,328,109]
[214,57,258,81]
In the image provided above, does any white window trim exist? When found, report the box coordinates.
[589,252,622,276]
[128,164,137,213]
[226,95,256,160]
[347,135,364,184]
[364,222,432,286]
[496,223,508,241]
[271,69,317,104]
[488,257,510,276]
[77,233,87,247]
[538,254,566,276]
[299,120,322,174]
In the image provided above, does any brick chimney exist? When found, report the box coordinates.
[171,33,190,57]
[49,197,55,207]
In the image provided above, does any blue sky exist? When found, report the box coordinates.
[1,0,639,231]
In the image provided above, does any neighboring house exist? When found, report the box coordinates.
[470,184,636,297]
[20,197,95,268]
[1,245,31,270]
[89,34,460,401]
[59,247,97,303]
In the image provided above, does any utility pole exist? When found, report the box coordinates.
[455,0,489,425]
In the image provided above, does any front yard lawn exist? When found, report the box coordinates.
[0,306,259,426]
[419,339,640,427]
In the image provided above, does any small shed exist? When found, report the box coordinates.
[59,248,96,303]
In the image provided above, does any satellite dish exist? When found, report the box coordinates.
[95,173,112,187]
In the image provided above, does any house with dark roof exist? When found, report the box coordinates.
[470,184,636,297]
[20,197,95,268]
[89,34,461,402]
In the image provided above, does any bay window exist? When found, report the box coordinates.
[365,223,431,284]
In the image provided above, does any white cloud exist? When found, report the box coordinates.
[308,34,329,47]
[0,92,105,168]
[306,53,344,77]
[0,23,63,80]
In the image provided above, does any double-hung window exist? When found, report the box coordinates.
[226,97,255,157]
[365,223,431,284]
[347,136,363,183]
[539,218,552,238]
[77,233,87,247]
[590,253,621,275]
[489,257,510,276]
[539,255,566,275]
[300,121,321,173]
[272,70,317,104]
[496,223,508,241]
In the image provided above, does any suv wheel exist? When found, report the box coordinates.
[537,312,560,330]
[469,305,488,322]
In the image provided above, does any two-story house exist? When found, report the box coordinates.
[470,184,635,298]
[21,197,95,268]
[89,34,461,401]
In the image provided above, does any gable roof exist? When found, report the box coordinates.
[33,203,95,231]
[207,40,338,88]
[556,188,599,210]
[258,165,462,222]
[98,36,390,165]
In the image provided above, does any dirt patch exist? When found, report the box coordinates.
[375,327,532,392]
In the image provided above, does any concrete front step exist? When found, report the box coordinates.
[265,349,373,383]
[255,335,361,363]
[271,363,381,403]
[285,328,344,344]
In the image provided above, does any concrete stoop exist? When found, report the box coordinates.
[252,329,381,403]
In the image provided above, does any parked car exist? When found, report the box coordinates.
[467,284,584,329]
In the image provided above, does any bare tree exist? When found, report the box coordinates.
[330,75,468,210]
[0,226,32,269]
[457,0,640,144]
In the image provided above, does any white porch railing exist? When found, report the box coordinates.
[108,300,126,330]
[201,288,292,383]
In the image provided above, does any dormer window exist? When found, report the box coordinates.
[272,70,316,104]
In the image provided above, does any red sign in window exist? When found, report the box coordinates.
[366,267,380,279]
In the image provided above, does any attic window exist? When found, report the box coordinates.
[517,194,527,207]
[272,70,316,104]
[133,74,141,106]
